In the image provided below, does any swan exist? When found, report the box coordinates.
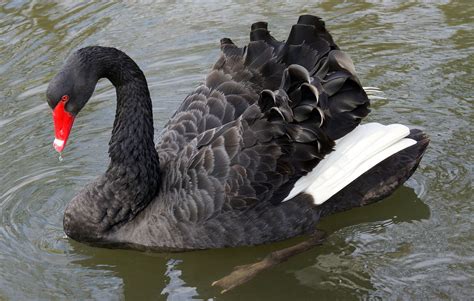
[46,15,428,250]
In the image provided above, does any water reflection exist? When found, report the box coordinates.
[318,186,430,233]
[161,259,201,300]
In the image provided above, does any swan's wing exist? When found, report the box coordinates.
[157,15,371,220]
[158,16,369,164]
[156,80,254,164]
[156,32,279,162]
[162,65,335,222]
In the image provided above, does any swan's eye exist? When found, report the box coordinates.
[61,95,69,103]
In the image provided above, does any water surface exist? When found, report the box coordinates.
[0,1,473,300]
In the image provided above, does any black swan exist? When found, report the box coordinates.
[46,15,429,251]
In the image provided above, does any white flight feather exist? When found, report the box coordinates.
[283,123,416,204]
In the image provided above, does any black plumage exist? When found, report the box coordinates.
[45,15,428,250]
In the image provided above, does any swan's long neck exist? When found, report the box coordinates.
[96,48,160,216]
[109,77,157,166]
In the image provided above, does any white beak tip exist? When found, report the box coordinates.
[53,138,65,152]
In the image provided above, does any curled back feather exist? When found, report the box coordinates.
[159,15,371,215]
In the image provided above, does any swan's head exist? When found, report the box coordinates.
[46,49,99,152]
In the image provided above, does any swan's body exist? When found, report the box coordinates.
[46,15,428,251]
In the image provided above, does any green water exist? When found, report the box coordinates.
[0,1,472,300]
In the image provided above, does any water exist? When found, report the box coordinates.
[0,1,472,300]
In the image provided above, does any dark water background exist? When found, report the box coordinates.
[0,1,472,300]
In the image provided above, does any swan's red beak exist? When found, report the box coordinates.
[52,100,75,153]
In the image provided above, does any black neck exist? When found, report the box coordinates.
[92,47,160,219]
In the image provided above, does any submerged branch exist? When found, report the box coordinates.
[212,230,326,293]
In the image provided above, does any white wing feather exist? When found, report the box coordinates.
[283,123,416,204]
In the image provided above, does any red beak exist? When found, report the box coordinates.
[52,100,75,152]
